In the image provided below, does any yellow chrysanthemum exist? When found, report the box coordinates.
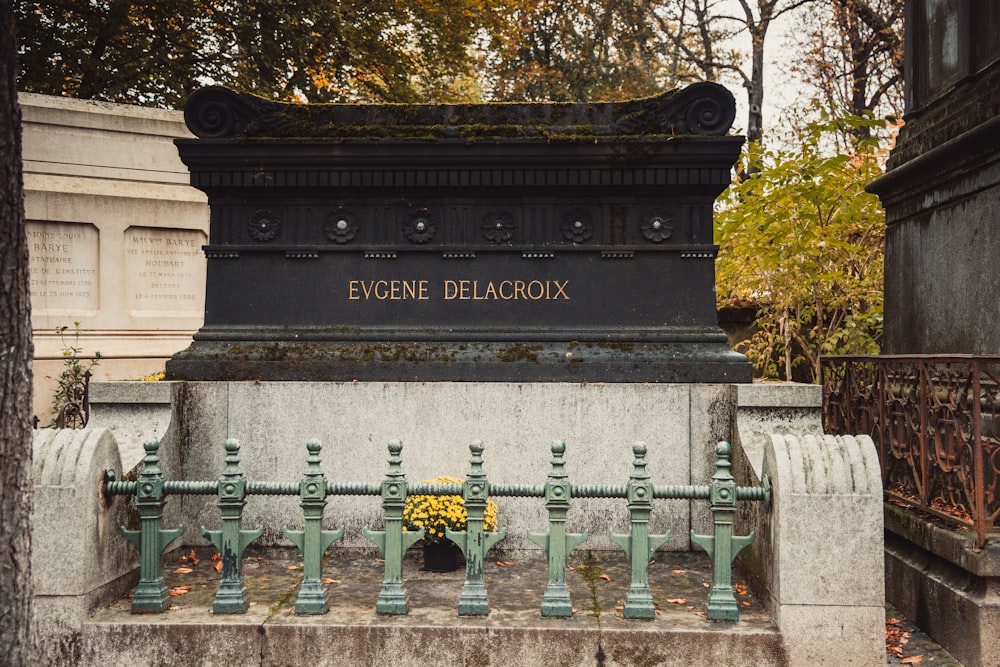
[402,475,498,543]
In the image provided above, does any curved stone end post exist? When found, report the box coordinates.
[32,427,138,663]
[757,432,884,666]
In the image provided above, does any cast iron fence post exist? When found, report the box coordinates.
[202,438,264,614]
[282,439,344,614]
[365,439,424,615]
[449,439,506,616]
[691,441,755,621]
[119,439,183,613]
[609,442,671,619]
[527,440,588,617]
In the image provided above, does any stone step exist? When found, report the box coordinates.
[79,547,786,667]
[81,617,786,666]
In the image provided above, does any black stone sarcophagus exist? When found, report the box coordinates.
[166,83,750,382]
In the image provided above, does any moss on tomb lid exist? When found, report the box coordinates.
[183,82,738,141]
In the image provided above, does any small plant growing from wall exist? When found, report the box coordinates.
[49,323,101,428]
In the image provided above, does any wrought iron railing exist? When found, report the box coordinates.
[36,369,92,429]
[103,437,769,621]
[822,355,1000,547]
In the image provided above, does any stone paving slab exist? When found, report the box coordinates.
[99,546,773,630]
[885,604,964,666]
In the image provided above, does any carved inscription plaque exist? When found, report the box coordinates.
[27,221,100,312]
[125,227,206,315]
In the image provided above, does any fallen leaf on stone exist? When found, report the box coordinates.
[323,578,339,585]
[665,598,686,605]
[168,586,192,596]
[614,605,624,611]
[173,567,193,574]
[671,569,686,574]
[214,561,222,573]
[599,573,611,582]
[211,552,221,561]
[901,657,924,664]
[742,601,751,607]
[374,558,385,564]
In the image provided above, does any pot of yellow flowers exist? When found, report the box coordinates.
[403,476,499,572]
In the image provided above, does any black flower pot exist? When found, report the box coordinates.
[422,540,464,572]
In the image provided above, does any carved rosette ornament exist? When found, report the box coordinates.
[482,211,515,244]
[248,210,280,242]
[641,214,673,243]
[560,210,594,243]
[403,209,436,244]
[324,210,358,244]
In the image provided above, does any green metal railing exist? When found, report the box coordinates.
[104,437,769,621]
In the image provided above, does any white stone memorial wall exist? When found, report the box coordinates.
[21,93,209,420]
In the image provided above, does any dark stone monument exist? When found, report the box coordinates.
[865,5,1000,667]
[868,3,1000,354]
[166,83,750,382]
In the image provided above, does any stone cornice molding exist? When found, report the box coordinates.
[183,82,737,140]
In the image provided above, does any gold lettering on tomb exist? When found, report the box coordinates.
[348,279,570,301]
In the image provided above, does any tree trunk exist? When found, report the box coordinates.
[0,3,36,665]
[746,29,765,145]
[740,0,776,145]
[782,304,793,380]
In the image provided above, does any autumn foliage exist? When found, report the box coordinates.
[716,114,891,382]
